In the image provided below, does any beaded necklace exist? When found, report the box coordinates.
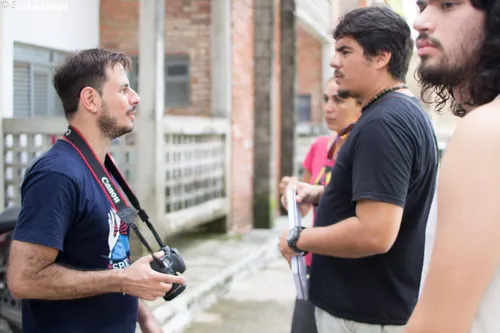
[326,85,408,160]
[362,84,408,112]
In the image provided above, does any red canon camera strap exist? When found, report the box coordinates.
[61,127,131,215]
[61,125,165,252]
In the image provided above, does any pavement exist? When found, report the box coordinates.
[0,213,309,333]
[0,320,10,333]
[181,258,296,333]
[141,215,298,333]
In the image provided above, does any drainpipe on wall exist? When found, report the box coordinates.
[0,8,5,211]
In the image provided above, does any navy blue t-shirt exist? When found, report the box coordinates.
[12,140,138,333]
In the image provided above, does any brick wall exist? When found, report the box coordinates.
[99,0,212,116]
[297,22,323,126]
[100,0,138,54]
[358,0,368,7]
[229,0,254,233]
[99,0,326,233]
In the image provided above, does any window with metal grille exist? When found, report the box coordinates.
[128,55,190,108]
[296,94,312,123]
[13,43,67,117]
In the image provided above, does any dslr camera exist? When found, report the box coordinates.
[150,245,187,301]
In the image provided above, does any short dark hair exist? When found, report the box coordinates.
[53,48,132,119]
[420,0,500,116]
[333,5,414,82]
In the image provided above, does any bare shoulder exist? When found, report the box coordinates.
[440,99,500,189]
[409,99,500,333]
[454,99,500,140]
[446,100,500,155]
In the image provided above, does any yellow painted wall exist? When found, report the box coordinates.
[385,0,405,17]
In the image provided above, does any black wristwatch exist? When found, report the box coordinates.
[287,226,307,256]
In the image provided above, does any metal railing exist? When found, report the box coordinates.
[1,115,229,236]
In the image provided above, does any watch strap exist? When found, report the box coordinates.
[289,226,307,256]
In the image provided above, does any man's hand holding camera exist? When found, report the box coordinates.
[119,251,186,301]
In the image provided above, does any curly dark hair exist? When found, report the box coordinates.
[419,0,500,117]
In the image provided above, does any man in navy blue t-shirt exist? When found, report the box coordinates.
[6,48,185,333]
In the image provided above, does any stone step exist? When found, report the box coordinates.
[136,217,288,333]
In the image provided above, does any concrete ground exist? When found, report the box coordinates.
[0,259,296,333]
[0,258,298,333]
[0,213,311,333]
[0,258,297,333]
[0,320,10,333]
[182,258,296,333]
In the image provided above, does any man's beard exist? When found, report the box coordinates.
[334,73,364,101]
[97,101,134,140]
[417,27,483,88]
[418,52,472,87]
[336,84,363,100]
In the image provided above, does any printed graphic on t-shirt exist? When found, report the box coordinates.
[107,209,131,270]
[313,165,333,186]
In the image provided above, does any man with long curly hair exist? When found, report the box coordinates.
[404,1,500,332]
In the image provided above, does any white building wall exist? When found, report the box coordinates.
[0,0,100,118]
[296,0,333,42]
[399,0,458,145]
[0,8,5,121]
[401,0,419,41]
[296,0,334,92]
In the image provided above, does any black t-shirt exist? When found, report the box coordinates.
[309,92,438,325]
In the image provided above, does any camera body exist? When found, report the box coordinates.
[149,246,187,301]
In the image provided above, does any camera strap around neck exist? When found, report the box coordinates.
[60,125,166,253]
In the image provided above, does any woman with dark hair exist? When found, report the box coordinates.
[279,77,361,333]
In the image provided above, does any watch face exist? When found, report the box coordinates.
[287,228,296,242]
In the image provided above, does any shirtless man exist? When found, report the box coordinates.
[404,1,500,332]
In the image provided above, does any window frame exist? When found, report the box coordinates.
[129,54,191,108]
[296,93,312,124]
[13,43,67,117]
